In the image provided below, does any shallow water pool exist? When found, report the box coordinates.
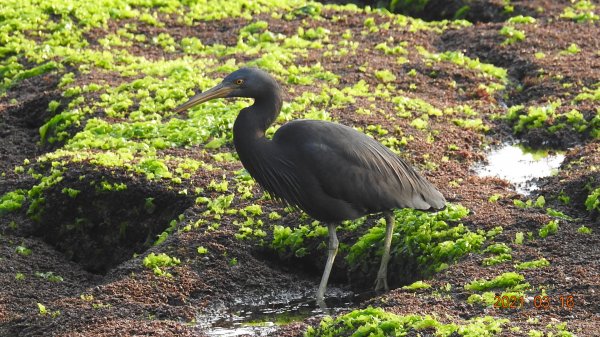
[473,143,565,194]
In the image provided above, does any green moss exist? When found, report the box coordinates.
[410,117,428,130]
[419,49,508,82]
[402,280,431,291]
[393,95,442,118]
[15,245,32,256]
[538,220,559,238]
[561,43,581,55]
[482,254,512,266]
[484,243,511,255]
[306,307,509,337]
[507,15,536,24]
[577,226,592,234]
[585,187,600,212]
[488,194,502,202]
[481,243,512,266]
[348,204,484,276]
[61,188,80,198]
[505,99,599,137]
[271,221,327,258]
[453,118,489,132]
[514,232,524,244]
[499,26,525,44]
[0,190,26,214]
[467,292,496,306]
[0,61,59,92]
[515,258,549,270]
[560,0,599,22]
[465,272,528,292]
[574,85,600,102]
[375,69,396,83]
[143,252,180,277]
[506,101,558,133]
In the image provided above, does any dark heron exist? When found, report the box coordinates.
[174,67,446,307]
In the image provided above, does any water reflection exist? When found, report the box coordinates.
[474,143,565,194]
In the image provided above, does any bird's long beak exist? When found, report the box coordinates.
[173,82,234,113]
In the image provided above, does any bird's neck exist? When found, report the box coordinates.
[233,93,282,144]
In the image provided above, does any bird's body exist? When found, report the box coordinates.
[174,67,446,307]
[236,119,445,222]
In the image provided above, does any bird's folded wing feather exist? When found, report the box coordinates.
[277,121,445,212]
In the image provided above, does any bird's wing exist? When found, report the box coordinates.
[249,153,305,209]
[237,137,308,211]
[275,120,446,213]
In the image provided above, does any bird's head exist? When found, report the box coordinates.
[174,67,279,113]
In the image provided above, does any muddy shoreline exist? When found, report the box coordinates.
[1,1,599,336]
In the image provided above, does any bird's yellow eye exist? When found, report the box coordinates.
[235,79,244,85]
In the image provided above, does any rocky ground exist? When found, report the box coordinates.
[0,0,598,336]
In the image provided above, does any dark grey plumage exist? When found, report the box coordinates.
[240,120,445,222]
[174,67,446,307]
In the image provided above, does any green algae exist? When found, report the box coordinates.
[402,280,431,291]
[0,190,27,215]
[348,204,484,276]
[538,220,559,238]
[143,252,181,277]
[465,272,529,292]
[585,187,600,212]
[305,307,509,337]
[515,258,549,270]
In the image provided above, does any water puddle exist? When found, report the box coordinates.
[198,289,358,336]
[201,299,319,337]
[474,143,565,194]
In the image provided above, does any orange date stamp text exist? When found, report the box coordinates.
[493,295,575,310]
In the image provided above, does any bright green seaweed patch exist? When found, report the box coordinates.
[498,15,536,46]
[348,204,485,275]
[515,258,549,270]
[507,15,536,25]
[0,0,487,206]
[538,220,559,238]
[574,84,600,102]
[0,61,59,93]
[453,118,489,132]
[16,245,32,256]
[482,243,512,266]
[392,95,442,119]
[499,26,525,45]
[505,100,600,138]
[467,291,496,306]
[402,280,431,291]
[418,48,508,82]
[560,0,599,23]
[272,221,328,258]
[305,307,509,337]
[465,272,529,292]
[585,187,600,212]
[143,252,181,277]
[482,254,512,265]
[0,190,27,215]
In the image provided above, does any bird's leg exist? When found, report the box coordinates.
[316,223,339,309]
[375,211,395,292]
